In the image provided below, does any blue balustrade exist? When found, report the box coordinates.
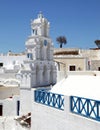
[70,96,100,121]
[34,90,64,110]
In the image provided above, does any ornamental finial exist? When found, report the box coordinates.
[38,11,44,19]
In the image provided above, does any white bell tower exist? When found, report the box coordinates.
[24,12,57,87]
[16,12,57,115]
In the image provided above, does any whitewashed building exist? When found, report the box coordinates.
[0,12,57,118]
[16,12,57,115]
[0,12,100,130]
[0,52,24,118]
[32,72,100,130]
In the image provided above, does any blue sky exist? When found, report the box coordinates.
[0,0,100,53]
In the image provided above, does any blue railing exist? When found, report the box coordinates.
[34,90,64,110]
[70,96,100,121]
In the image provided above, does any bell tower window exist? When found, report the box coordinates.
[32,29,37,35]
[33,29,35,34]
[27,53,33,60]
[35,30,37,35]
[44,40,47,46]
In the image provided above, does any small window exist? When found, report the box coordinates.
[32,29,37,35]
[98,67,100,71]
[33,29,34,34]
[27,53,33,60]
[27,53,30,58]
[0,105,3,116]
[17,101,20,116]
[35,30,37,35]
[0,63,3,67]
[69,65,76,71]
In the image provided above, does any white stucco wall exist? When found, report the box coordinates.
[0,96,19,117]
[0,116,30,130]
[0,73,16,79]
[0,116,16,130]
[3,99,17,116]
[0,55,26,69]
[20,89,31,115]
[57,71,66,82]
[31,90,100,130]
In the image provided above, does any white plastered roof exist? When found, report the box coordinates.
[51,75,100,100]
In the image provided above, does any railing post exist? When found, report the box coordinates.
[86,99,90,117]
[62,96,69,119]
[34,90,38,102]
[47,92,50,105]
[97,101,100,120]
[52,93,56,107]
[78,97,81,114]
[70,96,73,112]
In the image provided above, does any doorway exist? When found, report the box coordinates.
[0,105,3,116]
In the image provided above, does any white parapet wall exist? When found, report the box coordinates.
[20,89,32,115]
[67,70,100,76]
[57,71,66,82]
[0,116,16,130]
[31,89,100,130]
[0,95,20,117]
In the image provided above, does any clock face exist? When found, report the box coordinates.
[44,40,47,46]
